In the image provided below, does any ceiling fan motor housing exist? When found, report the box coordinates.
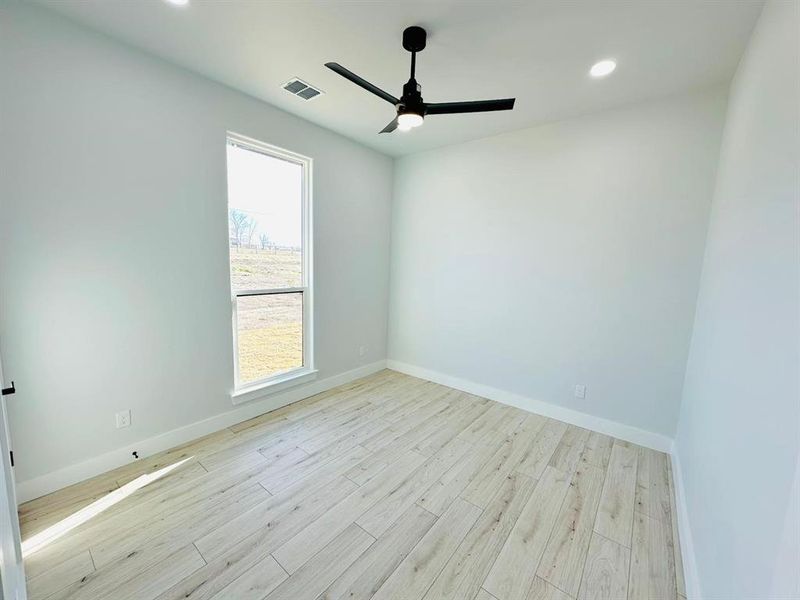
[401,80,425,115]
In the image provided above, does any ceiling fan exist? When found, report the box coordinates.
[325,26,515,134]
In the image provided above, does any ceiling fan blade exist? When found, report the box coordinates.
[325,62,399,105]
[425,98,515,115]
[380,117,399,134]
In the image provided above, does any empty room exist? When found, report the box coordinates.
[0,1,797,599]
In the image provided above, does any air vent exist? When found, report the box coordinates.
[283,78,324,100]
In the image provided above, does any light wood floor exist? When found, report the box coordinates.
[19,370,686,600]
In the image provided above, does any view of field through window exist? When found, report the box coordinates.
[227,142,304,386]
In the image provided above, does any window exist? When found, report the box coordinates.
[226,133,313,396]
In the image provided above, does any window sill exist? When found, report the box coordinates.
[231,368,318,405]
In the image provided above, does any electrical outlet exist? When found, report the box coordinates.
[574,385,587,399]
[359,345,368,358]
[116,409,131,429]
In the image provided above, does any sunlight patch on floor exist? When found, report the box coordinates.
[22,457,193,557]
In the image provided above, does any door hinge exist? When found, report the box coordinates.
[1,381,15,396]
[9,451,13,467]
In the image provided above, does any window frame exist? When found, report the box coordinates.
[226,132,315,401]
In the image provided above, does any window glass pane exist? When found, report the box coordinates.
[236,293,303,385]
[226,143,302,291]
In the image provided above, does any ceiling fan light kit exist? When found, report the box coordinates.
[326,26,516,134]
[397,113,424,131]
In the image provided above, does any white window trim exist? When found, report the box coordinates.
[226,132,314,404]
[231,367,318,405]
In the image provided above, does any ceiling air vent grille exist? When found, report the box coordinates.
[283,78,323,100]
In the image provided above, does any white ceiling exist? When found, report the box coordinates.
[37,0,763,157]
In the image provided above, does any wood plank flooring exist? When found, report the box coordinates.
[19,370,686,600]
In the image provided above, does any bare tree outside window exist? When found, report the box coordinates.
[229,208,254,248]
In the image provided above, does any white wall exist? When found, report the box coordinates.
[0,5,393,489]
[674,1,799,597]
[388,88,727,439]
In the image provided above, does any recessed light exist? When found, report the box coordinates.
[590,59,616,78]
[164,0,189,6]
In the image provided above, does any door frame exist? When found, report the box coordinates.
[0,345,27,600]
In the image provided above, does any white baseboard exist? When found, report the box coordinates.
[15,360,387,504]
[669,445,702,599]
[386,360,673,453]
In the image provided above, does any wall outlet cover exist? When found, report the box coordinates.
[574,384,587,399]
[116,409,131,429]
